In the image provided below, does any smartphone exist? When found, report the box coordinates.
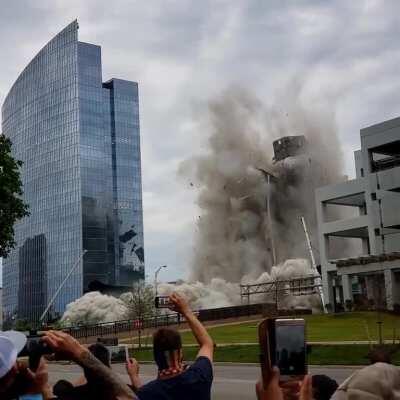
[258,318,307,386]
[258,318,274,387]
[155,295,172,308]
[124,345,130,363]
[274,318,307,380]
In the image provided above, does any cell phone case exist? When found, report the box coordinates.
[258,318,274,388]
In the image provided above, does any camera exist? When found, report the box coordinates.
[155,296,172,308]
[19,331,53,371]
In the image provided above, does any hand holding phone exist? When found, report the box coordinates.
[258,318,307,387]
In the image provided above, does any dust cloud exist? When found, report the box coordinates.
[61,85,345,325]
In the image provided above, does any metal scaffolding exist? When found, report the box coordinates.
[240,275,322,308]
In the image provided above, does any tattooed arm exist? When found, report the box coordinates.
[43,330,136,400]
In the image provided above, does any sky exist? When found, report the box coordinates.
[1,0,400,286]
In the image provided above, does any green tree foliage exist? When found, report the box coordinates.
[14,318,32,332]
[122,282,156,320]
[0,135,29,257]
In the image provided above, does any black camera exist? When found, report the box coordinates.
[19,332,53,371]
[155,295,172,308]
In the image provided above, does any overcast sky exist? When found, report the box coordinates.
[1,0,400,286]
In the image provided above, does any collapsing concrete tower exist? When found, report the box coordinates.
[273,135,307,162]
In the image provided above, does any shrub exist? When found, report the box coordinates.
[325,303,333,313]
[367,344,398,364]
[345,299,354,312]
[393,304,400,315]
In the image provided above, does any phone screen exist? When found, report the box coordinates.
[275,323,306,376]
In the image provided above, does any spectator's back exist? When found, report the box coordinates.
[138,356,213,400]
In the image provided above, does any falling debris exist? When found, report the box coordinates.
[134,247,145,263]
[119,229,137,243]
[172,85,345,309]
[272,135,307,163]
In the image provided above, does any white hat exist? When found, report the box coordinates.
[332,362,400,400]
[0,331,27,379]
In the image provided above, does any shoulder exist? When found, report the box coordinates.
[185,356,213,381]
[138,379,162,394]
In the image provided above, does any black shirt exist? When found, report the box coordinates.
[137,357,213,400]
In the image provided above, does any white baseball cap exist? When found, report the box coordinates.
[0,331,27,379]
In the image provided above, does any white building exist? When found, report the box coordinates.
[316,117,400,310]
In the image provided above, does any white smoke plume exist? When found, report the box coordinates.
[159,258,321,311]
[61,291,128,326]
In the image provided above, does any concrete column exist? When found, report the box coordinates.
[384,269,397,310]
[365,276,375,300]
[362,237,370,255]
[322,271,334,308]
[341,274,352,302]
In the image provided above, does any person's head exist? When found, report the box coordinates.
[83,343,111,382]
[89,343,111,368]
[332,362,400,400]
[53,379,75,399]
[153,328,183,372]
[0,331,27,393]
[312,374,338,400]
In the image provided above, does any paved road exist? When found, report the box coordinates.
[48,363,358,399]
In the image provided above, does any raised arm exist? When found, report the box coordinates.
[43,330,136,400]
[169,292,214,361]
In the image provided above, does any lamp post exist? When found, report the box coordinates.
[154,265,167,296]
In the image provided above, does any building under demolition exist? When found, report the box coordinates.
[316,117,400,311]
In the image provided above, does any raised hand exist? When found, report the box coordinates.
[168,292,191,316]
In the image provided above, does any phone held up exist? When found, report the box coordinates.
[154,295,172,309]
[258,318,307,385]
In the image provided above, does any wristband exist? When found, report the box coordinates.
[19,395,43,400]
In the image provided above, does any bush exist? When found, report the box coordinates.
[367,344,399,364]
[393,304,400,315]
[345,300,354,312]
[368,299,375,310]
[354,303,369,312]
[325,303,333,313]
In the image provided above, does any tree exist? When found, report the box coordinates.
[122,282,156,321]
[121,282,156,349]
[0,135,29,258]
[15,318,32,332]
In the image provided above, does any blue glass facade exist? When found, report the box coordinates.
[1,21,144,323]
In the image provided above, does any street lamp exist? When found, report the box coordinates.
[154,265,167,296]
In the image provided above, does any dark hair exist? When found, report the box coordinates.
[312,375,338,400]
[88,343,111,367]
[153,328,182,370]
[53,379,75,398]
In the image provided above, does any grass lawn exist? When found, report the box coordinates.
[176,312,400,344]
[124,312,400,365]
[129,343,400,365]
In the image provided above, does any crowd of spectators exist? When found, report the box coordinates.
[0,293,398,399]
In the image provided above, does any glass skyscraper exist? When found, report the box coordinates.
[1,21,145,323]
